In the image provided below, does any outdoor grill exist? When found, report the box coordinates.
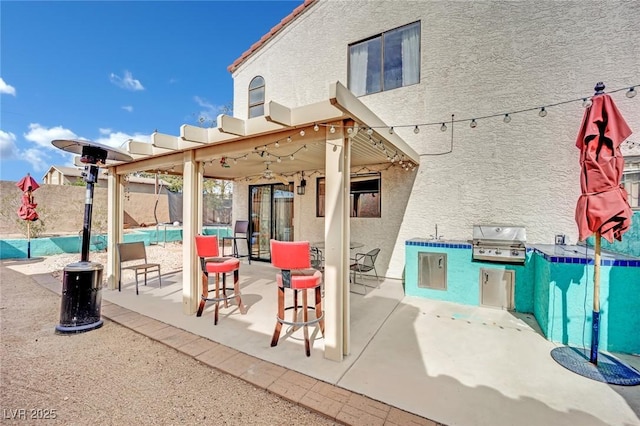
[472,225,527,264]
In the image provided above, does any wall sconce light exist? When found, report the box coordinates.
[297,174,307,195]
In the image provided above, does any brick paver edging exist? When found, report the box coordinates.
[100,301,440,426]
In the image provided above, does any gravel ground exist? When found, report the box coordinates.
[0,247,337,425]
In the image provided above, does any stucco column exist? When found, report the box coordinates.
[323,122,351,361]
[182,151,202,315]
[106,170,124,290]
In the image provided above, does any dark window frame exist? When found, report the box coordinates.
[248,76,265,118]
[347,21,421,97]
[316,172,381,218]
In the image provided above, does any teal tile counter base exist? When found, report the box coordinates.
[405,239,640,355]
[533,245,640,356]
[405,239,535,313]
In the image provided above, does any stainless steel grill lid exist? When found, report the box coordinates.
[472,225,526,263]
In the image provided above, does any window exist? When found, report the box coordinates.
[316,173,381,218]
[348,22,420,96]
[248,76,265,118]
[623,169,640,210]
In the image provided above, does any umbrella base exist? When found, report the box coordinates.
[551,346,640,385]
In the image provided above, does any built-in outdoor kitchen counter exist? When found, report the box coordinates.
[405,238,640,355]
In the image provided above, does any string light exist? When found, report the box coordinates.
[274,141,280,148]
[287,136,292,143]
[319,83,637,132]
[367,127,373,135]
[314,123,319,131]
[300,129,305,136]
[470,119,477,128]
[389,127,394,134]
[330,125,336,133]
[503,114,511,123]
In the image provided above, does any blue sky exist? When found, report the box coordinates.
[0,0,302,183]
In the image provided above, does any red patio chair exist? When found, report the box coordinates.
[194,235,245,325]
[270,240,324,357]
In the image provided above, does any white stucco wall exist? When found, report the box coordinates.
[231,0,640,278]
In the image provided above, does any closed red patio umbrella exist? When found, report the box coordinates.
[16,173,41,258]
[575,82,633,365]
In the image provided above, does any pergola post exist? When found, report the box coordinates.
[182,151,202,315]
[323,121,351,361]
[106,171,124,290]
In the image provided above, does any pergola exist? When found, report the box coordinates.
[104,81,420,361]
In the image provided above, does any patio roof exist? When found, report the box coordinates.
[103,81,420,362]
[110,81,420,180]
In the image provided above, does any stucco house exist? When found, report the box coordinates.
[99,0,639,360]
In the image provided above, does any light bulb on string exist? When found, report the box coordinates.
[413,125,420,134]
[503,114,511,123]
[290,154,295,160]
[303,145,308,151]
[347,127,353,134]
[330,125,336,134]
[274,141,280,148]
[627,87,637,98]
[277,157,282,163]
[470,119,477,128]
[389,127,394,134]
[367,127,373,135]
[440,123,447,132]
[300,129,305,136]
[313,123,319,131]
[582,98,592,108]
[287,136,292,143]
[539,107,547,117]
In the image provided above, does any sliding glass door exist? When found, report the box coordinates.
[249,183,294,261]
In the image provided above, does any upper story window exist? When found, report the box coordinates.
[348,21,420,97]
[248,76,265,118]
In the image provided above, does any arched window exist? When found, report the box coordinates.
[248,76,265,118]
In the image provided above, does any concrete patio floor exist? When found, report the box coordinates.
[13,259,640,426]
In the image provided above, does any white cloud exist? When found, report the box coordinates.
[121,105,133,113]
[94,130,151,150]
[99,128,112,135]
[0,130,19,158]
[109,70,144,91]
[193,96,224,126]
[22,147,50,172]
[0,78,16,96]
[24,123,77,150]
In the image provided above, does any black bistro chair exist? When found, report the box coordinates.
[222,220,251,264]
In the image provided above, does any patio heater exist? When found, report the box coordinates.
[51,139,132,334]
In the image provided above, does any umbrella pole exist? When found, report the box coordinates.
[590,231,601,365]
[27,221,31,259]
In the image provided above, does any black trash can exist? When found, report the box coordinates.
[55,261,104,334]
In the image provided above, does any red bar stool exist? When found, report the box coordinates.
[270,240,324,357]
[194,235,245,325]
